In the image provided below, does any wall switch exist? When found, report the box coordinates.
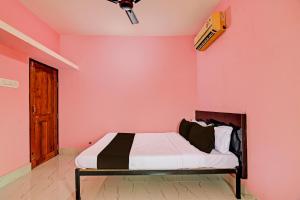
[0,78,19,88]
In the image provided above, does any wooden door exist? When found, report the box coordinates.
[30,59,58,168]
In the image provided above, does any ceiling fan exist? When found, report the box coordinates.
[107,0,142,24]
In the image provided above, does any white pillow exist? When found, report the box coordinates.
[214,126,233,154]
[192,120,213,127]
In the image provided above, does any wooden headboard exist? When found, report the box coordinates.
[195,110,247,179]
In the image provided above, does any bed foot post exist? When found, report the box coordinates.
[235,167,241,199]
[75,168,81,200]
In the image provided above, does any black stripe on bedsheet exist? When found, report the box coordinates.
[97,133,135,169]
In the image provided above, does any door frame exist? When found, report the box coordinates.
[29,58,59,168]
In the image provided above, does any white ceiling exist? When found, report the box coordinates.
[20,0,220,36]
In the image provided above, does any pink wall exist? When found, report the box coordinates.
[196,0,300,199]
[0,54,29,176]
[59,35,197,148]
[0,0,60,52]
[0,0,60,176]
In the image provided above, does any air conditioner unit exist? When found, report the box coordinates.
[194,12,226,51]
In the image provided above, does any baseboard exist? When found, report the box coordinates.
[0,163,31,189]
[223,174,257,199]
[59,148,81,155]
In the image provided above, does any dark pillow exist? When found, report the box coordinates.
[179,119,193,140]
[207,119,227,126]
[188,123,215,153]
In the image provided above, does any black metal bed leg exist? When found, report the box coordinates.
[75,168,81,200]
[235,167,241,199]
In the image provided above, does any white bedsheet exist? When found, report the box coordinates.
[75,132,239,170]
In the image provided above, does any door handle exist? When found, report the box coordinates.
[32,106,36,114]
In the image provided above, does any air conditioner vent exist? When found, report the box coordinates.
[194,12,226,51]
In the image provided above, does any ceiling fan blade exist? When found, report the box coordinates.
[107,0,119,4]
[125,9,139,24]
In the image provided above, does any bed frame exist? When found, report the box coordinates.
[75,111,247,200]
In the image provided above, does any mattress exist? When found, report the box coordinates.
[75,132,239,170]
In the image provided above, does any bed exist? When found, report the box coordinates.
[74,111,247,200]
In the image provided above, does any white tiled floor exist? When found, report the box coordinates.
[0,155,255,200]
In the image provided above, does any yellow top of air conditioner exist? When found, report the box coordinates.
[194,12,226,51]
